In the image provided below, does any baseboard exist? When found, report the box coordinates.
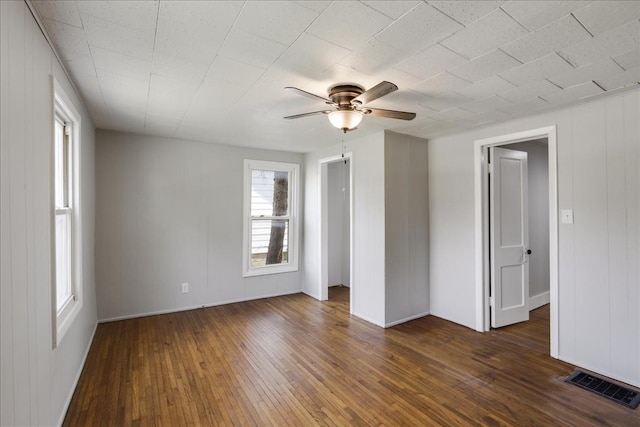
[301,289,321,300]
[385,311,430,328]
[212,290,302,309]
[57,322,97,427]
[98,290,302,323]
[529,290,550,311]
[353,311,431,328]
[352,311,386,328]
[99,304,210,323]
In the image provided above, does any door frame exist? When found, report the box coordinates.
[473,126,559,358]
[319,153,353,312]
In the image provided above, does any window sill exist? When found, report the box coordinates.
[243,264,298,278]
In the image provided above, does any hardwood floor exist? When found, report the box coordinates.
[64,287,639,426]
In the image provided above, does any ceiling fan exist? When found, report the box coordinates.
[283,81,416,133]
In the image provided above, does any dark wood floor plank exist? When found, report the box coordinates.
[64,287,639,426]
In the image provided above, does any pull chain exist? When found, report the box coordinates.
[341,139,347,200]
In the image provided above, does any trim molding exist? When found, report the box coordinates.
[352,311,385,328]
[351,311,431,328]
[529,290,550,311]
[57,322,97,427]
[385,311,430,328]
[98,290,301,323]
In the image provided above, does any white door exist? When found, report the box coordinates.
[490,147,530,328]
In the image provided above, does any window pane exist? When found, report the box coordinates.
[54,120,65,208]
[251,169,289,217]
[63,126,70,207]
[55,212,72,311]
[251,219,289,267]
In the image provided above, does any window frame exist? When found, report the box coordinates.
[243,159,300,277]
[51,78,83,348]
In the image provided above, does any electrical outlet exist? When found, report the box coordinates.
[181,283,189,294]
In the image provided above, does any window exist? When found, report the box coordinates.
[53,80,82,347]
[243,160,299,277]
[54,115,73,311]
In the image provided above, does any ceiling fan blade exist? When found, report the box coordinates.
[284,87,334,104]
[352,81,398,105]
[283,110,332,119]
[364,107,416,120]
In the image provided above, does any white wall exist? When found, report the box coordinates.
[428,89,640,387]
[327,160,350,287]
[95,131,304,320]
[303,132,386,325]
[384,131,429,325]
[505,140,550,303]
[0,2,97,425]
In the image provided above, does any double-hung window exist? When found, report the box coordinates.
[54,115,73,312]
[53,81,82,347]
[243,160,299,277]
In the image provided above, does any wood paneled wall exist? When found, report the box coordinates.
[0,2,97,425]
[428,89,640,387]
[384,131,429,326]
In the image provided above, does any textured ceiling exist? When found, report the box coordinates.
[32,1,640,152]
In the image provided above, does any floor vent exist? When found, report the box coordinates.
[566,370,640,409]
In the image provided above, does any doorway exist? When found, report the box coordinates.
[327,160,351,297]
[319,154,353,311]
[474,126,559,358]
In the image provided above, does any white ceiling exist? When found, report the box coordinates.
[32,1,640,152]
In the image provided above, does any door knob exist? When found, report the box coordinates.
[525,249,532,255]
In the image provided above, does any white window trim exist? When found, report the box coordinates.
[243,159,300,277]
[51,77,83,348]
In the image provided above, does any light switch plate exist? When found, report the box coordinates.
[561,209,574,224]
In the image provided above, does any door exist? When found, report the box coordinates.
[490,147,530,328]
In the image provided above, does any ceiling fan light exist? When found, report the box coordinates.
[328,110,363,131]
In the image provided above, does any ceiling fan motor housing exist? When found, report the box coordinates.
[329,84,364,109]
